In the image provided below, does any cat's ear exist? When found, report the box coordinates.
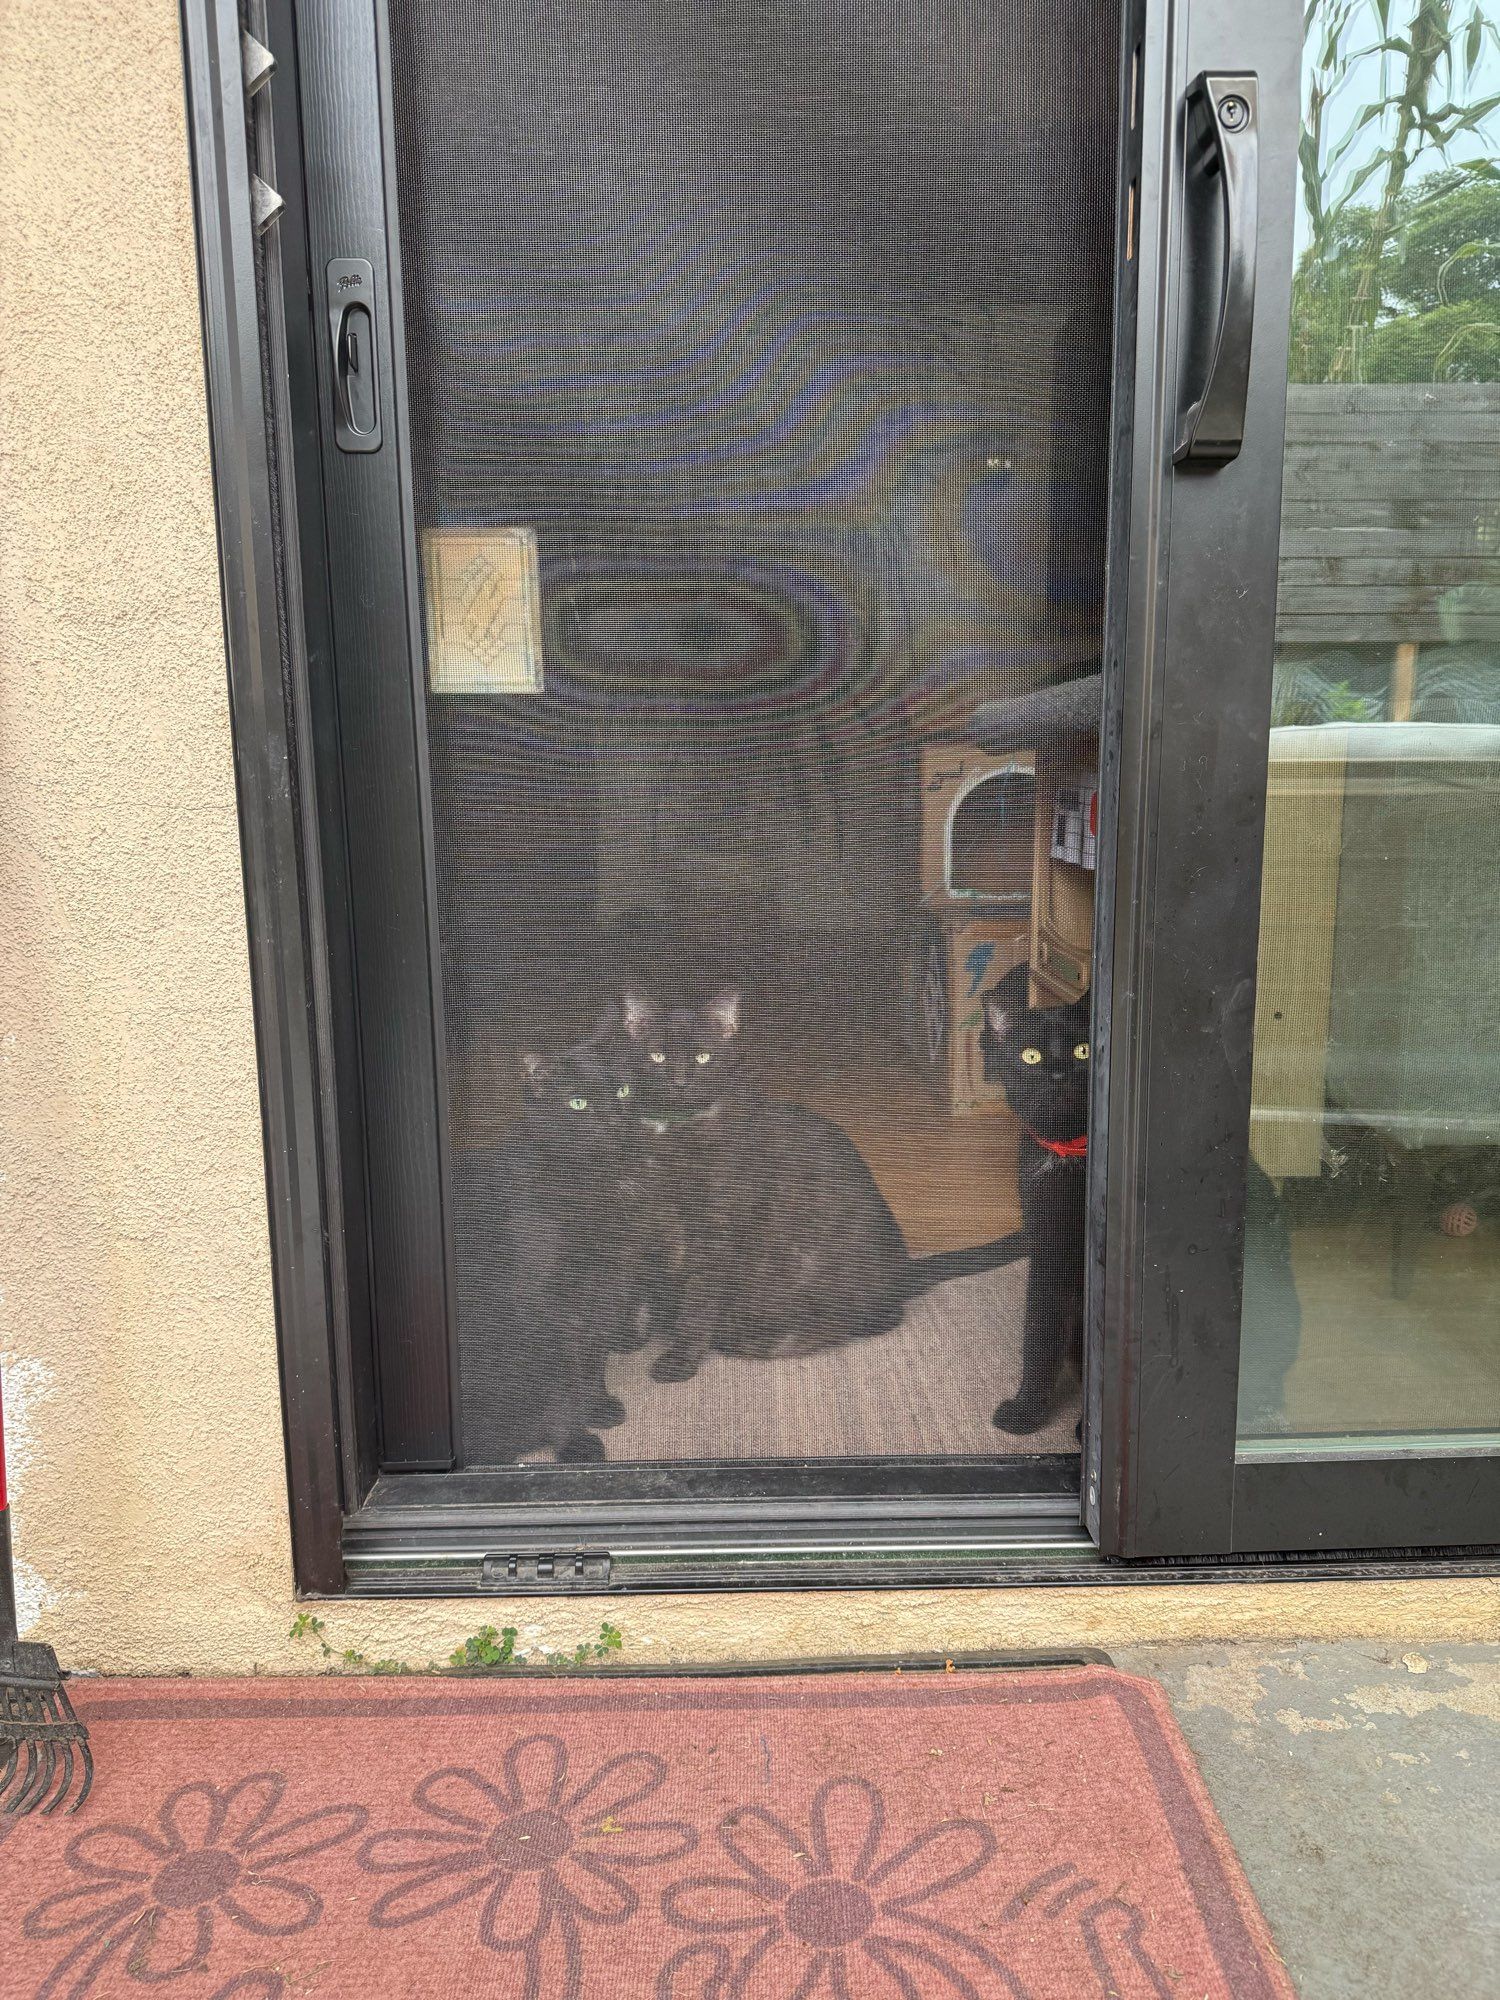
[621,987,658,1041]
[520,1052,549,1089]
[591,999,621,1039]
[702,985,742,1041]
[982,991,1011,1041]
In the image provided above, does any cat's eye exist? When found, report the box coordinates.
[567,1095,589,1111]
[1074,1042,1090,1062]
[695,1051,712,1065]
[649,1051,666,1064]
[1020,1047,1043,1066]
[616,1084,631,1099]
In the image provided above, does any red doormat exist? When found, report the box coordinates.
[0,1667,1292,1999]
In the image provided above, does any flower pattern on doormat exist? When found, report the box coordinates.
[355,1733,698,1995]
[21,1772,367,2000]
[2,1674,1297,1999]
[656,1773,1032,1999]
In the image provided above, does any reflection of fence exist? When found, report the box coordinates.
[1277,383,1500,677]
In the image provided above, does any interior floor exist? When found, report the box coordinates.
[598,1261,1080,1460]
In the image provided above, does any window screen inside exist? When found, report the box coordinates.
[386,0,1116,1466]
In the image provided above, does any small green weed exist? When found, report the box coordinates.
[286,1612,411,1674]
[287,1611,624,1676]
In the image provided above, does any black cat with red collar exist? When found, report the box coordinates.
[980,962,1091,1434]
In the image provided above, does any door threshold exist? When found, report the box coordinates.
[341,1466,1088,1593]
[337,1471,1500,1596]
[342,1529,1099,1596]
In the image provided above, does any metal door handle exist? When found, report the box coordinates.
[1174,72,1258,466]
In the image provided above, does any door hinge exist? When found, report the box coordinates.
[480,1549,613,1591]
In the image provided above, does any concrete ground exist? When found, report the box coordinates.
[1116,1641,1500,1999]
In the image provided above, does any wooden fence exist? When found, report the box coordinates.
[1277,381,1500,651]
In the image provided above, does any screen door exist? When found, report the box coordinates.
[295,0,1121,1478]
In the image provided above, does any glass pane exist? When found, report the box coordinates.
[386,2,1115,1467]
[1239,0,1500,1453]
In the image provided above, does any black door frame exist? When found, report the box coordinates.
[181,0,1499,1591]
[180,0,351,1592]
[1087,0,1307,1557]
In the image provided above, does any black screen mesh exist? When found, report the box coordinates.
[387,0,1115,1465]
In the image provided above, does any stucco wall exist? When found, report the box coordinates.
[0,0,1493,1676]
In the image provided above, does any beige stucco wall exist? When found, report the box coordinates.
[0,0,1493,1677]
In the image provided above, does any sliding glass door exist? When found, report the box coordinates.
[251,0,1496,1571]
[1094,0,1500,1555]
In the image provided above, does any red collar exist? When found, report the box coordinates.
[1025,1128,1088,1159]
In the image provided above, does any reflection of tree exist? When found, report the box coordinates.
[1270,654,1382,724]
[1295,0,1500,383]
[1297,168,1500,376]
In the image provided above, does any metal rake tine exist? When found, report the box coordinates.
[0,1736,17,1811]
[5,1733,33,1814]
[19,1733,56,1816]
[23,1715,58,1816]
[72,1730,95,1812]
[33,1729,61,1814]
[43,1735,75,1815]
[43,1731,64,1812]
[11,1736,44,1814]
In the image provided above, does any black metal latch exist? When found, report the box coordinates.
[327,258,383,453]
[480,1549,612,1590]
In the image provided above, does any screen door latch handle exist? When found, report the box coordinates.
[327,257,383,454]
[1174,72,1258,466]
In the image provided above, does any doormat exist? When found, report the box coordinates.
[0,1668,1293,1999]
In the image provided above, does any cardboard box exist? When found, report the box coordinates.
[902,912,1031,1115]
[918,742,1036,905]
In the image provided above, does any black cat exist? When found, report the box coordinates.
[456,1035,636,1464]
[981,962,1090,1434]
[613,984,1021,1380]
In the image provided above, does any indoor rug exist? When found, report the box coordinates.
[0,1666,1294,1999]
